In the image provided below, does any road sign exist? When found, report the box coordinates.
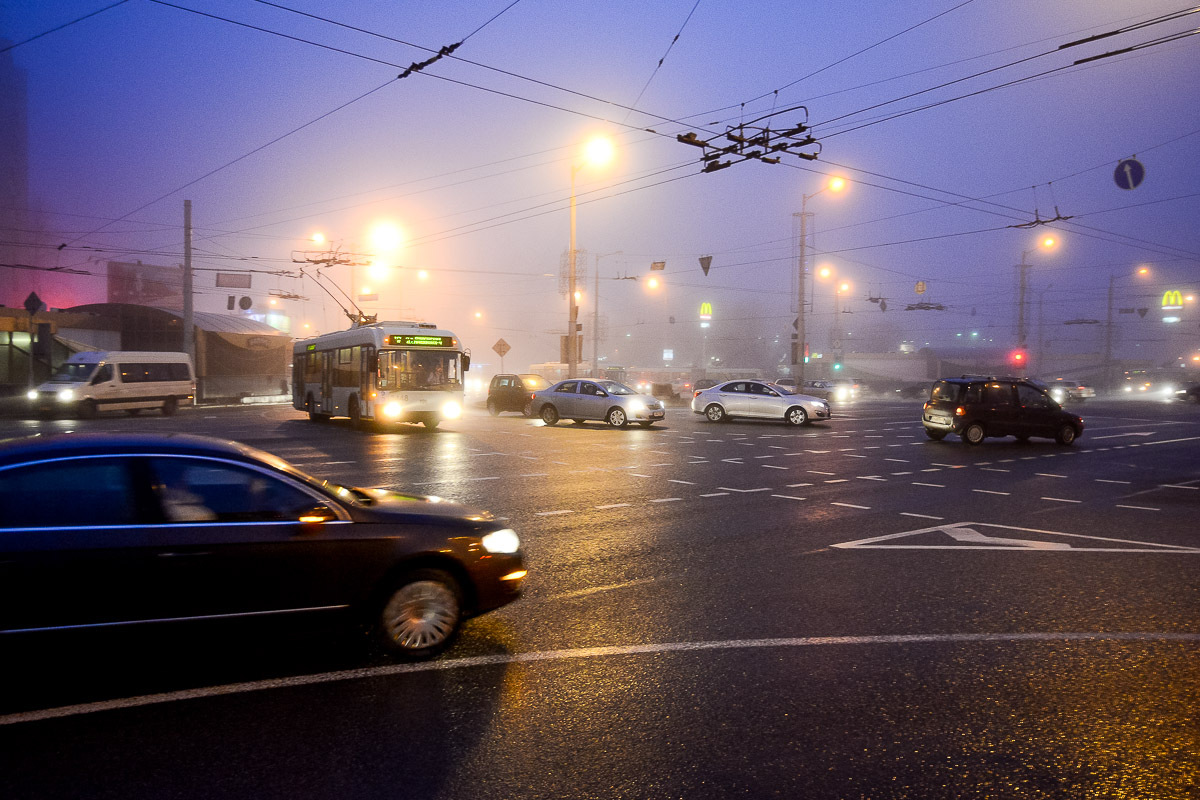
[1114,158,1145,190]
[24,291,45,315]
[914,281,926,295]
[492,338,511,357]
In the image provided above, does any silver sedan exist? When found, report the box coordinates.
[691,380,830,426]
[531,379,666,428]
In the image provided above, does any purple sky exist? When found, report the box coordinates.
[3,0,1198,374]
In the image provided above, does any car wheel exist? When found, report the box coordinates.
[375,569,462,660]
[423,417,440,429]
[572,418,585,425]
[925,429,946,441]
[962,422,985,445]
[487,399,499,416]
[78,399,98,419]
[162,397,178,416]
[704,404,726,423]
[541,405,559,426]
[1055,424,1077,446]
[785,406,808,426]
[607,408,627,428]
[306,395,327,422]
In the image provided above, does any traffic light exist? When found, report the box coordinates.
[1009,349,1027,369]
[832,362,843,371]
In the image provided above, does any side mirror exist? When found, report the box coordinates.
[462,354,471,372]
[295,504,339,532]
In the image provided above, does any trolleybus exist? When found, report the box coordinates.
[292,321,470,428]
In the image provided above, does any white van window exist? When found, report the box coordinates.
[50,362,98,381]
[91,364,114,384]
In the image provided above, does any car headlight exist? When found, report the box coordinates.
[26,390,37,400]
[57,389,75,402]
[481,528,520,554]
[627,400,647,413]
[382,401,403,418]
[441,400,462,419]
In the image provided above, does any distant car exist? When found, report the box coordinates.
[922,376,1084,445]
[1045,378,1096,404]
[692,380,830,426]
[799,379,857,403]
[0,433,526,659]
[487,373,550,416]
[531,379,666,428]
[692,378,720,391]
[772,377,799,390]
[1173,383,1200,403]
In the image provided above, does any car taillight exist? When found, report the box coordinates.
[922,402,929,411]
[955,406,965,416]
[694,390,702,398]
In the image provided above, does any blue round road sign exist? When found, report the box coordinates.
[1114,158,1144,190]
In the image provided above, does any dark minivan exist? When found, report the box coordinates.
[487,373,550,416]
[922,376,1084,446]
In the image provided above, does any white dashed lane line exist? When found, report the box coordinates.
[1042,497,1082,504]
[973,489,1010,496]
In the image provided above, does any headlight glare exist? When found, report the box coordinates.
[481,528,520,554]
[57,389,75,402]
[442,400,462,419]
[26,390,37,400]
[383,401,403,418]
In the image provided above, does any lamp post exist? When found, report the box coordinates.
[592,251,625,378]
[794,177,846,382]
[817,264,852,371]
[1016,235,1057,348]
[567,136,614,378]
[1103,266,1151,393]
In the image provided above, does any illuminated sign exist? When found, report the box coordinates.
[699,302,713,321]
[386,335,456,348]
[1162,290,1183,311]
[306,344,317,351]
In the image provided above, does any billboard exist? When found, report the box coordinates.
[107,261,183,309]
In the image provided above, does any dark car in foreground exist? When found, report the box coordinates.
[922,376,1083,445]
[0,433,525,659]
[487,373,550,416]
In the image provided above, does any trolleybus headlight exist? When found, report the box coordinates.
[382,401,403,418]
[57,389,75,402]
[441,400,462,419]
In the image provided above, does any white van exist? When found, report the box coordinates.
[28,351,196,418]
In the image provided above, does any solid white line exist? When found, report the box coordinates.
[1143,436,1200,447]
[832,502,871,510]
[900,512,944,520]
[1116,504,1160,512]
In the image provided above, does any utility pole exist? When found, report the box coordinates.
[183,199,195,362]
[1016,253,1030,348]
[1103,274,1114,392]
[793,210,809,382]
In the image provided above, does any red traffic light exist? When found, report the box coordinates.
[1009,349,1027,365]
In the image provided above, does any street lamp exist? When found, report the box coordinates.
[817,264,852,371]
[794,176,847,381]
[1016,235,1058,347]
[1103,265,1152,392]
[567,135,615,378]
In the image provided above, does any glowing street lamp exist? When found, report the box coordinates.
[795,177,849,381]
[567,135,615,377]
[1016,234,1059,347]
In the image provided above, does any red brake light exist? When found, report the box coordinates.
[955,406,965,416]
[694,390,702,398]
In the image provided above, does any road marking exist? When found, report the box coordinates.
[7,631,1198,726]
[913,482,944,488]
[1161,484,1199,490]
[1143,436,1200,447]
[832,502,871,510]
[834,521,1200,553]
[717,487,772,493]
[519,473,549,478]
[885,458,909,463]
[700,492,729,498]
[650,498,682,503]
[630,473,653,478]
[536,510,575,516]
[972,489,1010,496]
[808,470,836,475]
[825,479,849,484]
[595,503,631,509]
[1095,479,1130,484]
[1116,505,1160,512]
[1041,497,1082,504]
[857,476,887,481]
[981,468,1010,473]
[1091,432,1154,440]
[667,479,696,485]
[786,483,813,488]
[891,471,914,476]
[763,465,789,470]
[1035,473,1068,479]
[900,512,944,520]
[771,494,806,501]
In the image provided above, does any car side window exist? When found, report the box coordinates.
[149,458,321,523]
[497,377,511,388]
[753,383,778,396]
[1018,385,1052,408]
[963,384,983,404]
[91,364,114,385]
[557,382,578,394]
[723,382,744,393]
[0,457,139,528]
[984,383,1014,405]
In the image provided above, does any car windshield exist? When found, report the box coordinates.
[929,381,961,402]
[597,380,637,395]
[47,362,97,382]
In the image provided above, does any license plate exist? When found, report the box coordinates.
[650,411,664,418]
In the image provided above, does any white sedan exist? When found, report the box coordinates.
[691,380,831,426]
